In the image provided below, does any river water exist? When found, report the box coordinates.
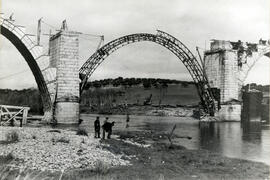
[80,114,270,165]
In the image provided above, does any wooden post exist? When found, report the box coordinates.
[22,107,29,125]
[0,106,2,125]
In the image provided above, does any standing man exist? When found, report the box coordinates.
[102,117,108,139]
[102,119,115,139]
[126,113,130,123]
[104,117,109,123]
[126,113,130,128]
[94,116,100,138]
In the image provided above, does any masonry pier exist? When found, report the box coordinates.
[205,40,241,121]
[49,26,80,124]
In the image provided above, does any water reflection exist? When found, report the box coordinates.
[198,120,270,165]
[79,114,270,165]
[241,121,262,142]
[199,122,222,152]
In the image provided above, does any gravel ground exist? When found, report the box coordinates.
[0,126,130,172]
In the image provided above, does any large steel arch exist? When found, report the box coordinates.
[80,30,215,114]
[0,17,52,113]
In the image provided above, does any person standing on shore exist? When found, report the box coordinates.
[126,113,130,123]
[102,117,115,139]
[94,116,100,138]
[102,117,109,139]
[126,113,130,128]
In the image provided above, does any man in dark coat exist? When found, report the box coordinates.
[94,116,100,138]
[102,121,115,139]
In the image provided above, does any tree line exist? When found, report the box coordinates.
[242,83,269,92]
[1,81,268,115]
[0,88,43,114]
[84,77,193,89]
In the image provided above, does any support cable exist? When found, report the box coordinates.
[0,69,30,80]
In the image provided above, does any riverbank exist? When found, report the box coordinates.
[0,126,269,179]
[81,104,196,117]
[0,126,130,178]
[108,130,270,180]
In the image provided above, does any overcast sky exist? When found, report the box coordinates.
[0,0,269,89]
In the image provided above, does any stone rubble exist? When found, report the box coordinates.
[0,127,131,172]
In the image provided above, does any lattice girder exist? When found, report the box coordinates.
[79,30,215,114]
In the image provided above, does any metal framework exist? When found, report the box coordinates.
[79,30,215,114]
[0,16,52,112]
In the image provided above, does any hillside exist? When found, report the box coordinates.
[0,78,269,115]
[81,83,200,107]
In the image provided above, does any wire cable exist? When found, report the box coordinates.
[0,69,30,80]
[40,20,58,31]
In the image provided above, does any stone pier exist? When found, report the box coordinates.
[49,27,80,124]
[205,40,241,121]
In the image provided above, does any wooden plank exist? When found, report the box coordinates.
[1,112,22,115]
[0,105,30,109]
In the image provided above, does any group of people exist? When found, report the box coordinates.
[94,117,115,139]
[93,114,130,139]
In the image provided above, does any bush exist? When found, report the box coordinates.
[56,137,70,144]
[47,129,61,133]
[0,152,14,163]
[76,128,88,136]
[94,160,110,175]
[5,131,19,142]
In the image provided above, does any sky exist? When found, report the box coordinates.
[0,0,269,89]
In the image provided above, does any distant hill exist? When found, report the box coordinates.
[80,78,200,114]
[1,79,269,115]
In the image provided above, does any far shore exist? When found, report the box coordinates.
[80,104,198,117]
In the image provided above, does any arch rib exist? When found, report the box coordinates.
[79,30,215,114]
[0,17,52,113]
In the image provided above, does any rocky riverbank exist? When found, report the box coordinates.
[1,126,269,179]
[0,127,130,172]
[81,104,196,117]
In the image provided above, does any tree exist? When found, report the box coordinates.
[181,81,189,88]
[93,82,102,88]
[143,80,151,89]
[156,82,168,107]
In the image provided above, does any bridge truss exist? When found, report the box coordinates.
[79,30,215,114]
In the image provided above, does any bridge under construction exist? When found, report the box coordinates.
[0,14,269,124]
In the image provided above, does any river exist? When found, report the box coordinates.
[79,114,270,165]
